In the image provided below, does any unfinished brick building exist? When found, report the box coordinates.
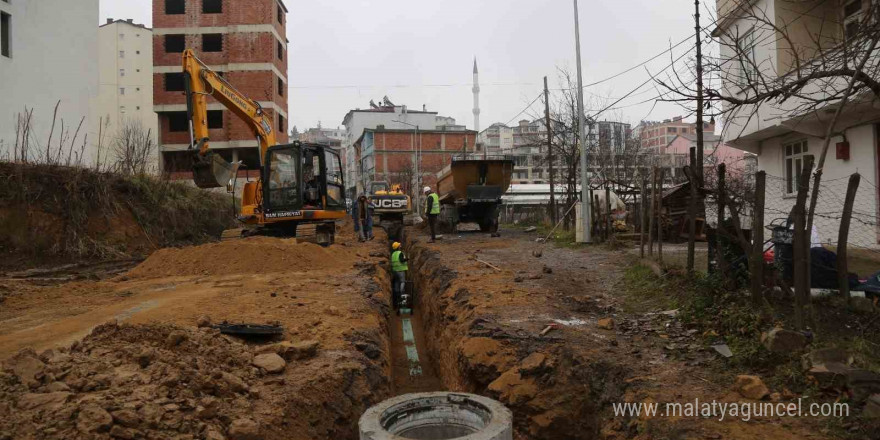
[153,0,289,179]
[353,128,478,194]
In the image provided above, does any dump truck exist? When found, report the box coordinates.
[435,154,514,234]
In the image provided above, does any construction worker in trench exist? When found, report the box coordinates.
[424,186,440,243]
[390,242,408,310]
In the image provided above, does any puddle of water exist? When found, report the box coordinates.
[114,300,160,322]
[553,318,588,326]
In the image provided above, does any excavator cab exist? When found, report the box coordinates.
[260,142,346,219]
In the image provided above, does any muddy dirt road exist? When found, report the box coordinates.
[0,223,844,439]
[402,228,835,440]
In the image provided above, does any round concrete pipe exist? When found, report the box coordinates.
[359,392,512,440]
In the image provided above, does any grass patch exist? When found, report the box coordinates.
[0,162,235,261]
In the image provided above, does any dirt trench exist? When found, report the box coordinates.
[401,235,632,439]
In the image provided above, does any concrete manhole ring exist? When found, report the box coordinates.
[359,392,513,440]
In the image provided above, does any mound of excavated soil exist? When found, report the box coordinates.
[127,237,356,278]
[0,322,387,440]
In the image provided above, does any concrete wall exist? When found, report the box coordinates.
[90,20,158,166]
[0,0,98,162]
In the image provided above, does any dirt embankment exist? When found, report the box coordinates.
[0,226,397,440]
[405,236,631,439]
[0,163,234,270]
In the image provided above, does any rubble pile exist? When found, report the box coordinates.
[0,321,384,440]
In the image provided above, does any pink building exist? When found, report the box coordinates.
[661,133,754,171]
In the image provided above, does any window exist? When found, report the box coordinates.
[119,68,125,77]
[119,50,125,58]
[167,112,189,132]
[165,34,185,53]
[119,87,125,95]
[843,0,862,40]
[668,127,677,133]
[120,106,126,114]
[136,50,140,54]
[136,88,140,91]
[277,4,284,24]
[1,12,10,58]
[119,33,124,40]
[738,30,757,87]
[784,140,812,194]
[277,41,283,60]
[207,110,223,129]
[278,114,285,132]
[165,0,185,14]
[202,0,222,13]
[202,33,222,52]
[278,76,284,96]
[165,73,185,91]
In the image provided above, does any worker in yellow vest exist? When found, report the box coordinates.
[390,241,408,310]
[423,186,440,243]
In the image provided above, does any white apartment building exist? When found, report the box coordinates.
[715,0,880,247]
[341,98,461,197]
[0,0,98,162]
[90,19,158,163]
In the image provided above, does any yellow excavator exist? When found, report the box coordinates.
[182,49,346,245]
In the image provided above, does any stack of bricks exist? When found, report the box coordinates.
[152,0,289,177]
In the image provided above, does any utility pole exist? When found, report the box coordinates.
[694,0,705,184]
[544,76,557,225]
[573,0,591,242]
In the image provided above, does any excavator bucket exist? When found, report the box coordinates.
[192,151,241,189]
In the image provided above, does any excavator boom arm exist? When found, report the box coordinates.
[182,49,277,188]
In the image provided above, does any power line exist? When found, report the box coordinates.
[287,82,536,90]
[502,92,545,126]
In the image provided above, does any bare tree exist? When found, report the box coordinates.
[659,0,880,231]
[8,102,89,167]
[112,119,156,176]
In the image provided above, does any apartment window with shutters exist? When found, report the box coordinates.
[119,50,124,58]
[119,68,125,77]
[1,12,10,58]
[784,140,812,195]
[120,87,125,95]
[843,0,862,41]
[738,29,757,87]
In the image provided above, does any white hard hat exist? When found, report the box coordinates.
[423,186,431,193]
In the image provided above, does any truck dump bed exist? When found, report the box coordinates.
[436,154,514,202]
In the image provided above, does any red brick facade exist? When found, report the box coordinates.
[359,129,477,191]
[154,0,289,174]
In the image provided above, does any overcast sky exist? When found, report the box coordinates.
[100,0,704,131]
